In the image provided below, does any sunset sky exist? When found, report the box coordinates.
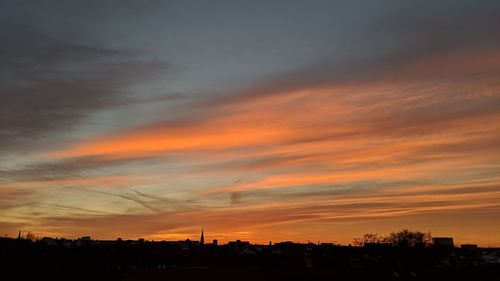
[1,0,500,246]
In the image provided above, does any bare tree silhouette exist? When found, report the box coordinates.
[354,229,432,247]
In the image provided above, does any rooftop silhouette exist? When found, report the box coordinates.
[1,229,499,280]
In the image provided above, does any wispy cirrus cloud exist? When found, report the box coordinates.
[47,49,500,163]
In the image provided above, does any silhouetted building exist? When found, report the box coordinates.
[40,237,57,247]
[433,237,454,248]
[200,228,204,246]
[228,240,250,248]
[461,244,478,250]
[212,239,217,246]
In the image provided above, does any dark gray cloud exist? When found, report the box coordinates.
[0,154,166,184]
[0,23,168,154]
[195,0,500,106]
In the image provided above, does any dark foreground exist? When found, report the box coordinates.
[1,238,499,281]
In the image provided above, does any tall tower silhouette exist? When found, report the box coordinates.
[200,228,204,246]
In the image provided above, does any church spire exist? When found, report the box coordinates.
[200,228,204,246]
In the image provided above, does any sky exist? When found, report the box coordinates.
[1,0,500,246]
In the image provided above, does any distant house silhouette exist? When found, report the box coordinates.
[461,244,478,250]
[432,237,454,248]
[228,240,250,250]
[40,237,57,247]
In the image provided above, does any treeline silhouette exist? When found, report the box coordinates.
[1,229,499,281]
[354,229,433,247]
